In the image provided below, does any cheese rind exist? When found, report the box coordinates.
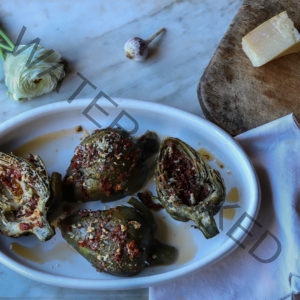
[242,11,300,67]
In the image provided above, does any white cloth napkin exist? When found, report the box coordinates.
[150,114,300,300]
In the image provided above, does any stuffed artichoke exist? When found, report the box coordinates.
[63,128,159,202]
[155,137,226,239]
[59,198,177,276]
[0,152,55,241]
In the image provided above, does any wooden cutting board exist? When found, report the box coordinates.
[198,0,300,136]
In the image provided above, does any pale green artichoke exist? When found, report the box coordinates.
[0,29,66,101]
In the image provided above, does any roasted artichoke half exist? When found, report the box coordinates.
[59,198,177,276]
[63,128,159,202]
[155,137,226,239]
[0,152,55,241]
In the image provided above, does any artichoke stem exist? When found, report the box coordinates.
[193,212,219,239]
[0,29,15,61]
[33,224,55,242]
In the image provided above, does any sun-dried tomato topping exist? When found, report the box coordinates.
[126,240,140,260]
[161,140,210,206]
[137,191,163,211]
[19,222,34,231]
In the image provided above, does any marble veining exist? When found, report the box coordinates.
[0,0,242,298]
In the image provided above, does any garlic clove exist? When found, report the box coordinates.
[124,28,166,62]
[124,37,149,61]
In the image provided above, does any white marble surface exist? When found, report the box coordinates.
[0,0,243,298]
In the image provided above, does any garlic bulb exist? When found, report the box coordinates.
[124,28,166,62]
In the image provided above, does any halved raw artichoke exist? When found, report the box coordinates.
[59,198,177,276]
[0,152,55,241]
[63,128,159,202]
[155,137,226,239]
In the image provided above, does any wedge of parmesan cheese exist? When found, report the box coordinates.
[242,11,300,67]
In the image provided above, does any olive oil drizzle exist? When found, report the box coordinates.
[227,187,239,202]
[198,148,225,169]
[198,148,214,161]
[10,241,75,264]
[13,129,83,156]
[223,187,240,220]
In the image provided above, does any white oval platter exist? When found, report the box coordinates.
[0,98,260,290]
